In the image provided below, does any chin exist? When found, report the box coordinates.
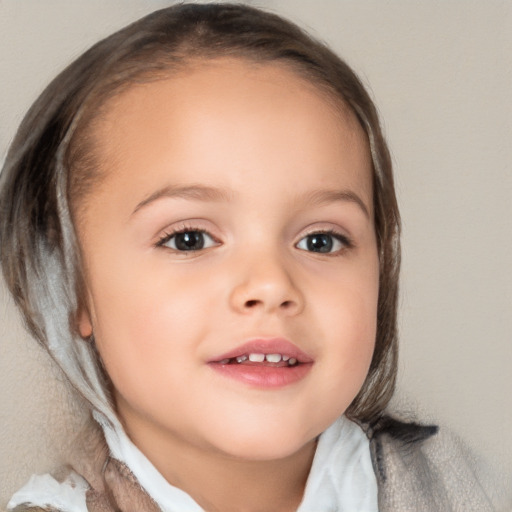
[220,437,314,462]
[205,418,320,462]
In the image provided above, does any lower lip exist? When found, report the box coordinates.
[208,362,313,388]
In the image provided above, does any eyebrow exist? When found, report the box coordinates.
[132,183,370,219]
[132,184,232,215]
[300,189,371,219]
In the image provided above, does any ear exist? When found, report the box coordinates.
[77,306,93,339]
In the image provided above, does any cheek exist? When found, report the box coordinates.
[322,285,377,371]
[309,257,379,398]
[86,255,215,395]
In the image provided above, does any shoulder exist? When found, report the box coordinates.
[367,414,498,511]
[7,420,160,512]
[7,471,89,512]
[7,419,102,512]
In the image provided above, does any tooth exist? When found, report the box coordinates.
[248,353,265,363]
[219,358,230,365]
[288,357,298,366]
[282,355,290,361]
[266,354,282,363]
[236,355,248,363]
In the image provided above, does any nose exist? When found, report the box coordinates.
[229,252,305,316]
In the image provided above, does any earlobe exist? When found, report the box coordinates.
[77,307,93,339]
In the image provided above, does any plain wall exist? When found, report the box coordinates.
[1,0,511,508]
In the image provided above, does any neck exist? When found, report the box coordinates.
[172,441,316,512]
[121,416,317,512]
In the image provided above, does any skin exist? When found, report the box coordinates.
[76,58,379,512]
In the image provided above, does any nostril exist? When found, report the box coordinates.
[243,299,295,310]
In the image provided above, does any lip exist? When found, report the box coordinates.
[208,338,314,389]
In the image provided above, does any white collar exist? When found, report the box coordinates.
[298,416,378,511]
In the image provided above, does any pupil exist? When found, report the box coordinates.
[175,231,204,251]
[307,234,332,253]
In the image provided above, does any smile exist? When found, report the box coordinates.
[218,353,299,366]
[209,338,313,388]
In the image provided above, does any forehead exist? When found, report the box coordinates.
[89,58,373,209]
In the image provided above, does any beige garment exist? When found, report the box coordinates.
[11,416,497,512]
[367,416,496,511]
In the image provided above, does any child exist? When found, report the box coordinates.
[0,3,498,511]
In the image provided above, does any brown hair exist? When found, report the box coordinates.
[0,3,400,424]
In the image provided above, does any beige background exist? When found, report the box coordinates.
[1,0,511,508]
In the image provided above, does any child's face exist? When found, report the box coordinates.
[77,59,379,463]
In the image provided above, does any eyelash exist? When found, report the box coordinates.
[296,228,354,255]
[156,224,218,250]
[155,226,353,254]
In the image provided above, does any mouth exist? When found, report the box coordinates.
[208,338,313,388]
[216,353,300,367]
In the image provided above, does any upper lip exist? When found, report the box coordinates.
[209,338,314,364]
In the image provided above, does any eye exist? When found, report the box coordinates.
[296,231,350,254]
[158,229,217,251]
